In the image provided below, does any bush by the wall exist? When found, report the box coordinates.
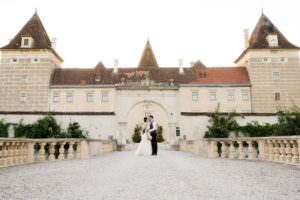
[275,109,300,136]
[238,121,279,137]
[204,105,241,138]
[132,124,142,143]
[157,125,164,142]
[0,120,9,137]
[66,122,86,138]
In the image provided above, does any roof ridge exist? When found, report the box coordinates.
[137,40,159,68]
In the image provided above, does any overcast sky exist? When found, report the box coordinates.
[0,0,299,68]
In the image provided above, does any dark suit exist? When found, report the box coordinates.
[149,121,158,155]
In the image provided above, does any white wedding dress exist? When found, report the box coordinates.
[135,132,152,156]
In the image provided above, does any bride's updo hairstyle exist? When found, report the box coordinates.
[144,117,147,123]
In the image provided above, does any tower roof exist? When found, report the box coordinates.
[235,14,299,63]
[248,14,299,49]
[137,40,159,68]
[1,12,63,61]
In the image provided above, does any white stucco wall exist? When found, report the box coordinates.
[0,114,116,139]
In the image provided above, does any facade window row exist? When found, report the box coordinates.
[11,57,40,64]
[52,92,109,103]
[192,91,249,101]
[263,57,288,63]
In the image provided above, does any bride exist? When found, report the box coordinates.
[135,117,152,156]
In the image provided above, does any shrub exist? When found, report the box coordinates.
[66,122,86,138]
[30,116,63,138]
[204,104,241,138]
[275,109,300,136]
[238,121,279,137]
[132,124,142,143]
[157,125,164,142]
[14,119,33,138]
[0,120,9,137]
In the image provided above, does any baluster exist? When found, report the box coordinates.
[11,142,18,165]
[0,142,3,166]
[15,142,21,165]
[76,141,81,159]
[38,142,46,161]
[268,140,274,161]
[247,141,255,160]
[58,142,66,160]
[6,142,13,166]
[210,141,219,158]
[18,142,24,164]
[284,140,292,162]
[2,142,8,167]
[229,141,236,159]
[291,140,299,164]
[23,142,28,163]
[279,140,286,161]
[68,141,75,159]
[48,142,56,161]
[273,140,280,161]
[264,140,269,160]
[238,141,245,159]
[220,141,227,158]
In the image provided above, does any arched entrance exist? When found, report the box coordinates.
[126,100,170,142]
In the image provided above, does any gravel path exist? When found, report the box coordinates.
[1,147,300,200]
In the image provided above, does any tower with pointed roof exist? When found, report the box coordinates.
[137,40,159,68]
[235,13,300,113]
[0,12,63,112]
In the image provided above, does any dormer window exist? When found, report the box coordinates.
[267,34,278,47]
[200,72,206,78]
[21,37,33,48]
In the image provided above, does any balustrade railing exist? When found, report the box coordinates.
[0,138,116,167]
[180,136,300,166]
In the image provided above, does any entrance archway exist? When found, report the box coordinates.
[126,101,169,142]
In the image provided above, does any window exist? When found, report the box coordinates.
[263,58,271,63]
[210,92,216,101]
[280,57,288,63]
[102,92,109,102]
[275,92,280,101]
[21,37,32,48]
[87,93,94,102]
[23,39,29,46]
[66,93,73,102]
[32,58,40,63]
[242,92,249,101]
[200,72,206,78]
[273,72,279,80]
[11,58,18,63]
[20,93,27,102]
[53,92,60,102]
[192,92,199,101]
[21,75,28,83]
[228,92,234,101]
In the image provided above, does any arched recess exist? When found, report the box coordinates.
[125,100,170,142]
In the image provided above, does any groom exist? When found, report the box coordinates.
[148,115,158,156]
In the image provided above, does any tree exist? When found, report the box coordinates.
[157,125,164,142]
[275,108,300,136]
[66,122,86,138]
[132,124,142,143]
[204,104,241,138]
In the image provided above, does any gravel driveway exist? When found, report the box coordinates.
[0,147,300,200]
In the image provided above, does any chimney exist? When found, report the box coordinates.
[243,29,249,49]
[178,58,184,74]
[51,37,57,49]
[113,58,118,73]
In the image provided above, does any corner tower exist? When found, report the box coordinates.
[235,14,300,113]
[0,12,63,112]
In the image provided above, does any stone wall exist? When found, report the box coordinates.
[238,49,300,113]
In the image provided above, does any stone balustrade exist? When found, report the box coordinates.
[0,138,117,167]
[179,136,300,166]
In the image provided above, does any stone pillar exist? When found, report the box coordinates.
[2,142,8,167]
[238,141,245,159]
[247,141,255,160]
[220,141,227,158]
[0,142,4,166]
[80,140,89,159]
[290,140,298,164]
[258,140,266,160]
[6,142,12,166]
[229,141,236,159]
[38,142,46,161]
[27,142,35,163]
[268,140,274,161]
[297,140,300,164]
[273,140,280,161]
[18,142,24,164]
[58,142,65,160]
[48,142,56,161]
[284,140,292,162]
[262,140,269,161]
[11,142,17,165]
[76,141,81,159]
[279,140,286,161]
[68,141,75,159]
[210,141,219,158]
